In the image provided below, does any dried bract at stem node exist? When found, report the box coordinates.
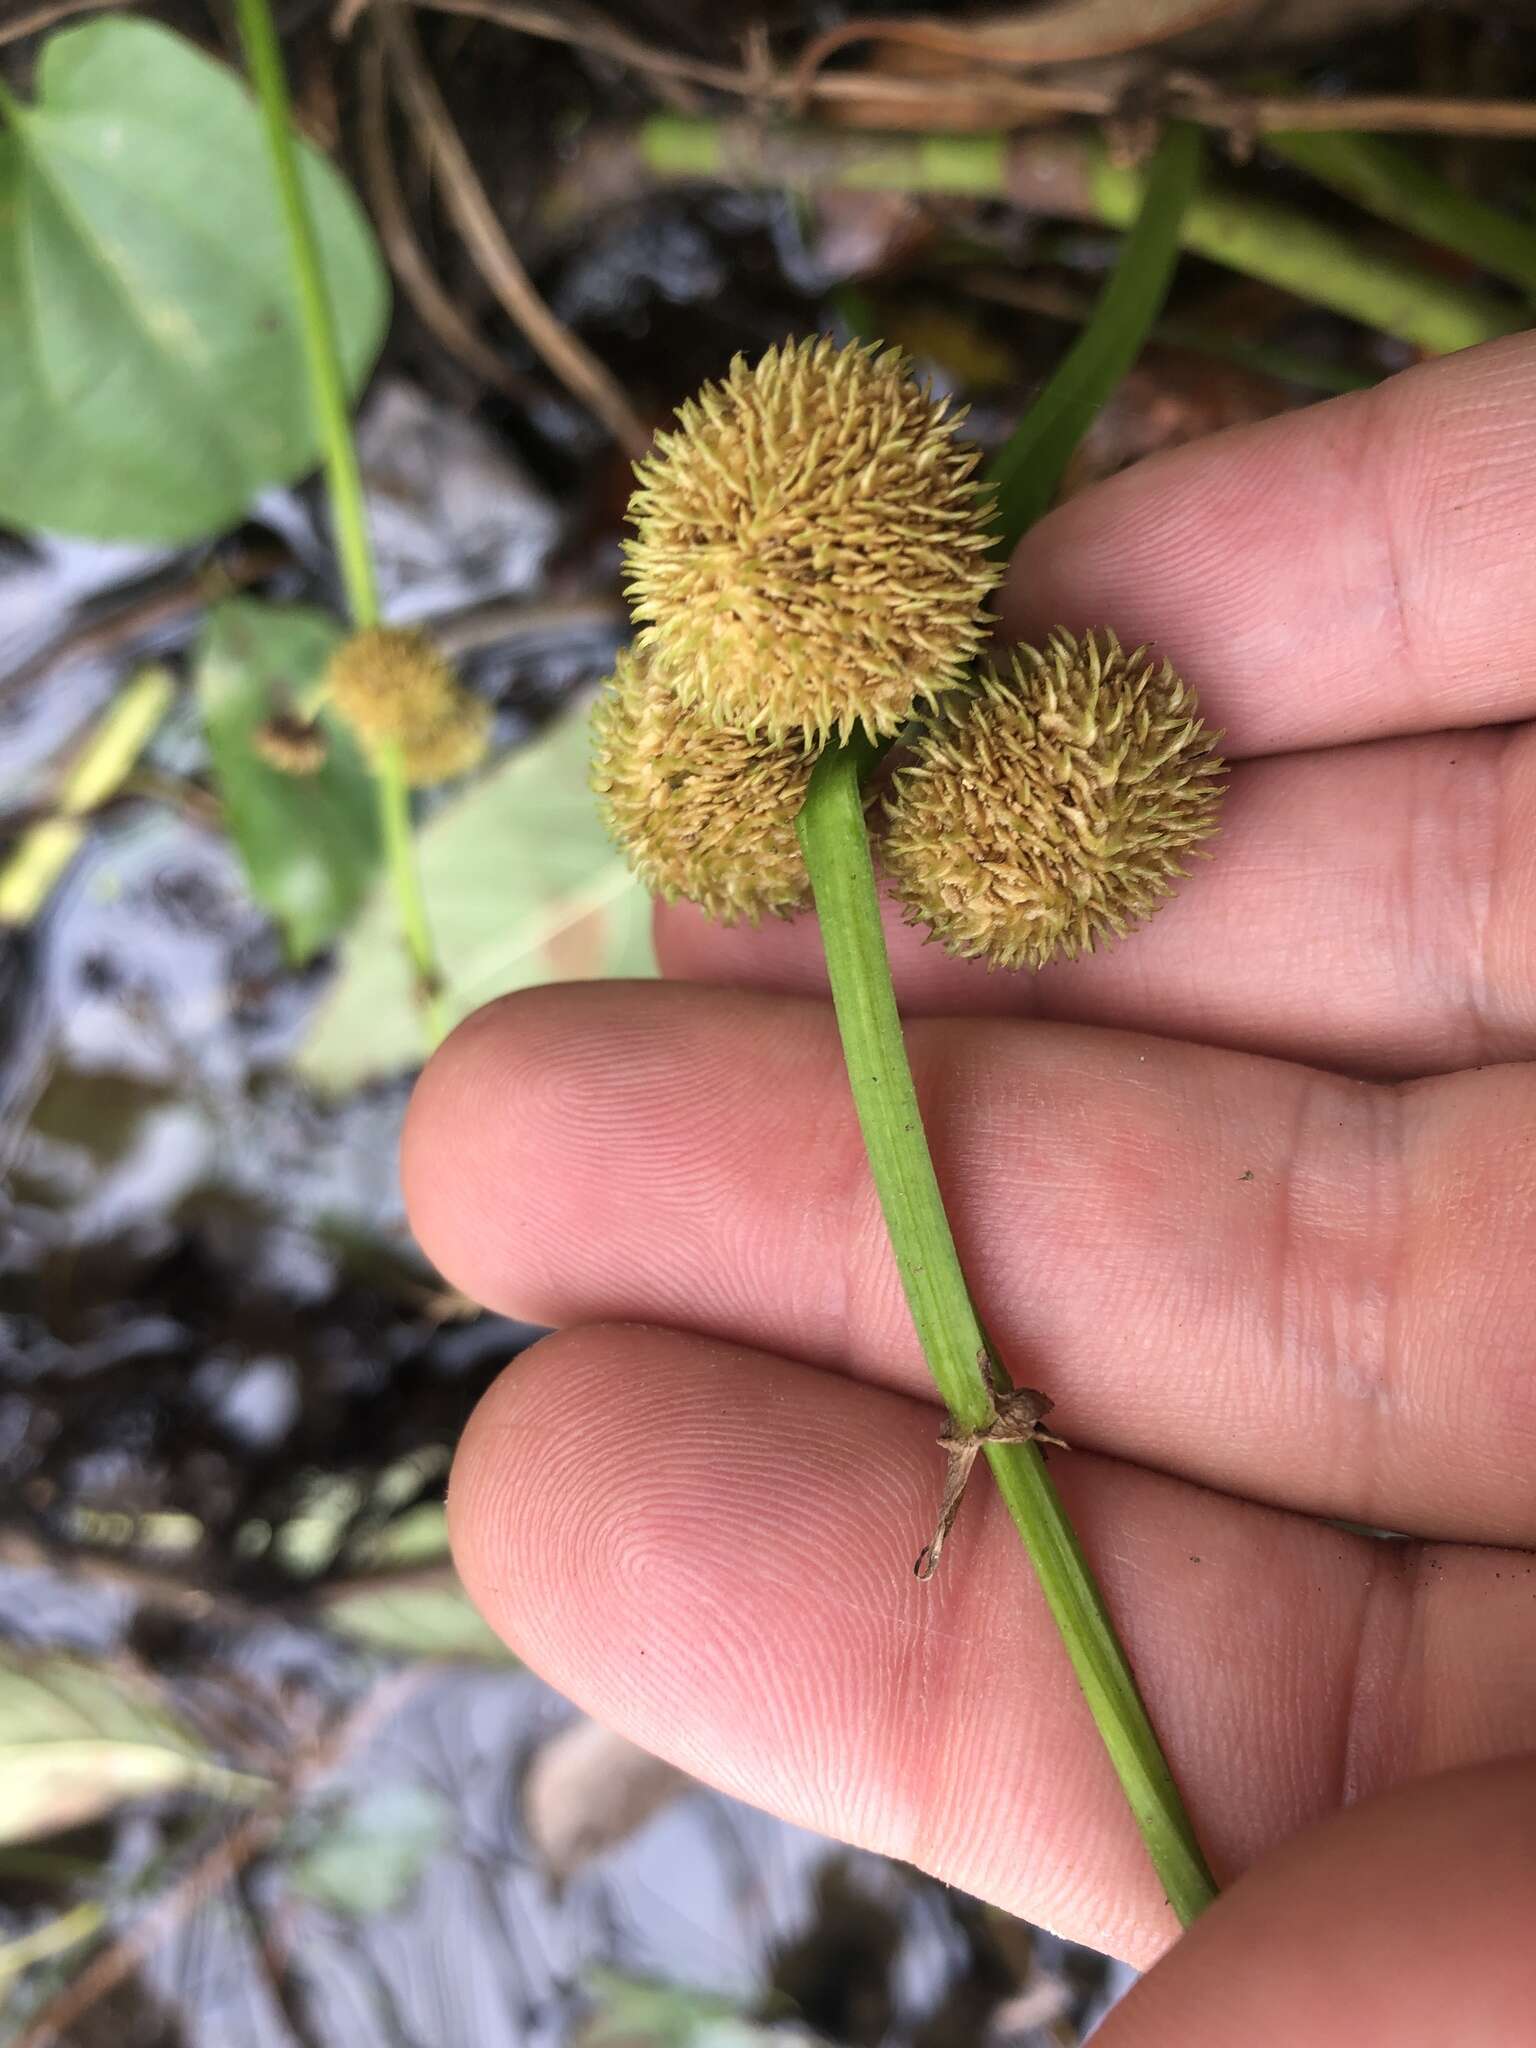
[591,646,814,924]
[882,628,1225,970]
[624,335,999,746]
[325,626,491,787]
[253,713,327,776]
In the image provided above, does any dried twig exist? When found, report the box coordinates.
[362,0,1536,140]
[15,1671,426,2048]
[375,2,650,457]
[0,0,135,48]
[336,0,740,92]
[0,543,287,708]
[787,1,1244,103]
[357,33,530,402]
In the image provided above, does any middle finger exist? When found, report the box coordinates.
[657,722,1536,1080]
[404,980,1536,1547]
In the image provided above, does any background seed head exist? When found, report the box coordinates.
[590,646,814,924]
[325,626,490,788]
[623,335,998,747]
[882,629,1225,970]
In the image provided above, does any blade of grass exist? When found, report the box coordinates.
[1267,129,1536,299]
[987,123,1202,555]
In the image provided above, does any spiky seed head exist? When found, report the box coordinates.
[590,646,814,924]
[623,335,999,747]
[882,629,1225,971]
[325,626,491,788]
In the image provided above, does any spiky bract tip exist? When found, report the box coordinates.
[325,626,490,788]
[591,646,814,924]
[624,335,998,748]
[882,629,1224,970]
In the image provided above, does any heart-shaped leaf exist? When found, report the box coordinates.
[0,17,388,542]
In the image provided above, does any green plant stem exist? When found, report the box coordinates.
[232,0,445,1045]
[796,743,1217,1926]
[634,116,1520,354]
[990,123,1200,555]
[1266,129,1536,298]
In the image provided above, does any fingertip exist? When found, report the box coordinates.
[400,985,570,1314]
[1096,1757,1536,2046]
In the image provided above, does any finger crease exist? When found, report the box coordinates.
[1336,1534,1427,1808]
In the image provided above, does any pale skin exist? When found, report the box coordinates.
[405,331,1536,2040]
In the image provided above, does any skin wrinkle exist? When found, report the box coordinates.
[1473,725,1518,1058]
[1415,732,1499,1069]
[1362,383,1423,706]
[1336,1538,1427,1809]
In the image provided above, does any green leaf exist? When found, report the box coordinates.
[298,698,656,1090]
[987,122,1201,556]
[576,1971,765,2048]
[196,600,381,963]
[0,1901,103,1991]
[0,1650,262,1845]
[0,17,388,543]
[286,1781,450,1917]
[321,1574,517,1663]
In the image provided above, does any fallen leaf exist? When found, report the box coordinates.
[0,1650,259,1845]
[297,696,655,1090]
[286,1780,450,1917]
[321,1574,516,1663]
[523,1718,688,1883]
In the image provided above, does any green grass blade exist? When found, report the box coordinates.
[1268,130,1536,299]
[988,123,1202,555]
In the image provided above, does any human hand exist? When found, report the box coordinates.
[403,332,1536,2018]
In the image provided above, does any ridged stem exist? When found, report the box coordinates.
[232,0,446,1043]
[796,744,1217,1926]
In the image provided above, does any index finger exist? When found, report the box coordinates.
[1003,329,1536,757]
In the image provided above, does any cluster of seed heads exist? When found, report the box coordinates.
[594,335,1224,960]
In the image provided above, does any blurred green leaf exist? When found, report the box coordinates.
[0,17,388,542]
[0,1650,262,1846]
[576,1971,773,2048]
[0,1900,103,1994]
[298,698,656,1089]
[197,599,381,963]
[287,1781,450,1917]
[321,1573,516,1663]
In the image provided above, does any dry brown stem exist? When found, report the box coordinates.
[0,0,134,48]
[363,0,1536,139]
[357,34,531,402]
[374,2,649,457]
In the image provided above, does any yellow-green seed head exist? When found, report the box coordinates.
[882,629,1225,970]
[590,646,814,924]
[623,335,998,746]
[325,626,490,788]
